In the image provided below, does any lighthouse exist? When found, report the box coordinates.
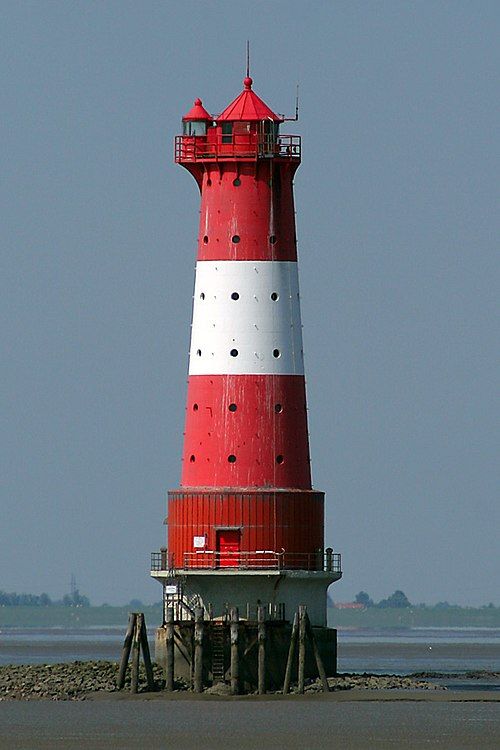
[152,75,341,679]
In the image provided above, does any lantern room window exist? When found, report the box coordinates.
[221,122,233,144]
[183,121,207,136]
[259,120,279,156]
[263,120,279,138]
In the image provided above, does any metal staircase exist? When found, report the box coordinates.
[164,587,202,622]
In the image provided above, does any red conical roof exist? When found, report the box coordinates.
[183,98,212,122]
[217,77,283,122]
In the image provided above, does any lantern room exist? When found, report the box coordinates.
[182,97,212,136]
[176,77,300,164]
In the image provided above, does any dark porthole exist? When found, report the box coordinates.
[200,292,205,300]
[231,292,239,300]
[233,178,241,186]
[196,349,202,356]
[276,455,284,464]
[193,403,199,412]
[228,454,236,463]
[274,403,283,413]
[269,235,277,244]
[230,349,239,357]
[232,235,240,244]
[190,454,196,463]
[228,403,237,412]
[203,235,209,244]
[273,349,281,358]
[270,292,279,301]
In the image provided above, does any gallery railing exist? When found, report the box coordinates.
[151,549,341,573]
[175,133,301,162]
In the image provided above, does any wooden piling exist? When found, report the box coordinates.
[297,605,306,694]
[283,610,299,695]
[117,612,136,689]
[130,613,141,694]
[305,613,329,692]
[257,605,266,694]
[193,607,204,693]
[165,606,175,692]
[139,615,155,691]
[230,607,239,695]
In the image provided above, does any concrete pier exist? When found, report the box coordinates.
[155,619,337,689]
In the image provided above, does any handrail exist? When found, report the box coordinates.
[174,134,301,163]
[151,550,341,574]
[151,549,176,574]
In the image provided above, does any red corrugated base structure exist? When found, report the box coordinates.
[167,489,324,570]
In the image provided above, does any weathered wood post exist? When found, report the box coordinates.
[297,605,306,694]
[139,615,155,691]
[193,606,204,693]
[165,606,175,692]
[305,613,329,692]
[118,612,136,689]
[230,606,240,695]
[283,610,299,695]
[130,612,142,694]
[257,605,266,694]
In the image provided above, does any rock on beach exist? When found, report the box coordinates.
[0,662,444,701]
[305,673,445,693]
[0,661,164,701]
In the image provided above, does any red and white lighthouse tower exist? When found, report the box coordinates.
[152,76,341,628]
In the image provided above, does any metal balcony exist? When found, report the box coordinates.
[151,549,341,574]
[174,134,301,163]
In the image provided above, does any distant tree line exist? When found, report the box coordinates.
[0,589,90,607]
[354,590,412,608]
[353,591,497,609]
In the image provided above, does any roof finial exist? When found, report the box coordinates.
[244,42,252,90]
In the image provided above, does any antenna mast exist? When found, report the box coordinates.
[246,40,250,77]
[283,83,300,121]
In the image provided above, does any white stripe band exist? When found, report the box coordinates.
[188,261,305,375]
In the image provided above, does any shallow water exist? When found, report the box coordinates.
[338,640,500,674]
[1,626,499,675]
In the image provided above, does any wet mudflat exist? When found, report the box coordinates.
[1,695,499,750]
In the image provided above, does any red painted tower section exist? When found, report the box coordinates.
[152,76,341,626]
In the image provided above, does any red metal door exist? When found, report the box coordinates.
[216,529,240,568]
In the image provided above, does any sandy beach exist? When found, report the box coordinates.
[1,692,499,750]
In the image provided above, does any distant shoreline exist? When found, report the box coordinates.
[328,606,500,629]
[1,605,499,629]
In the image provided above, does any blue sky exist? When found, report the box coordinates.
[1,1,498,605]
